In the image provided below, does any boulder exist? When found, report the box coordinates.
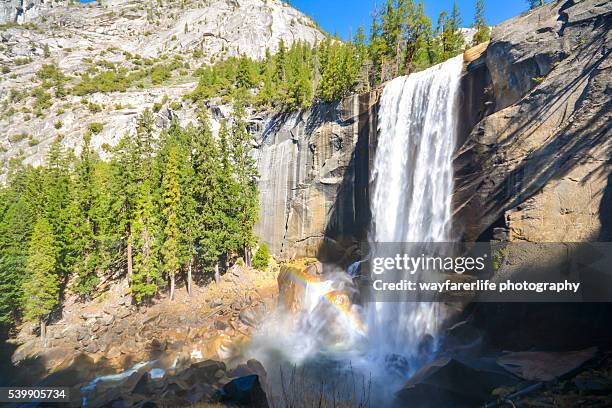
[497,347,598,381]
[220,375,269,408]
[100,314,115,326]
[239,308,263,328]
[82,311,102,320]
[277,259,323,313]
[176,360,227,389]
[397,357,518,407]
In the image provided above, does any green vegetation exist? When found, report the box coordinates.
[190,0,474,111]
[8,133,30,143]
[493,248,508,271]
[471,0,490,46]
[14,57,33,66]
[87,122,104,134]
[0,108,260,331]
[22,217,60,338]
[253,242,271,271]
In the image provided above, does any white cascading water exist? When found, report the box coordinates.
[248,55,464,401]
[365,54,464,371]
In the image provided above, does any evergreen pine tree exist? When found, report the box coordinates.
[252,242,270,271]
[70,132,100,297]
[22,217,59,339]
[131,179,162,304]
[161,146,182,301]
[444,1,465,58]
[191,112,226,284]
[230,107,260,264]
[402,1,433,73]
[0,198,32,326]
[43,139,74,280]
[472,0,490,46]
[285,42,313,110]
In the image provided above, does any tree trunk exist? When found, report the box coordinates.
[127,230,133,282]
[187,261,192,296]
[170,273,175,301]
[214,263,220,285]
[395,40,401,77]
[244,245,251,267]
[40,319,46,346]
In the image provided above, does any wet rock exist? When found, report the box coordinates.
[220,375,268,408]
[397,357,518,407]
[277,260,323,313]
[176,360,227,389]
[442,320,483,354]
[228,359,268,383]
[573,376,612,395]
[239,309,261,328]
[497,347,598,381]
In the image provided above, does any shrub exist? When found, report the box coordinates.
[150,64,172,85]
[252,242,271,271]
[14,57,33,66]
[54,120,63,129]
[87,122,104,134]
[9,133,29,143]
[88,102,102,113]
[31,87,52,110]
[73,69,132,95]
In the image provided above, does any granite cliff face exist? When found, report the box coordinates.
[0,0,46,24]
[454,0,612,243]
[254,91,379,261]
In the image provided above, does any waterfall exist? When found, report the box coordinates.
[366,54,464,373]
[248,55,464,402]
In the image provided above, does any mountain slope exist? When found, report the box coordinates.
[0,0,324,178]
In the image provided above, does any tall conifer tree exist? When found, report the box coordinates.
[22,217,59,339]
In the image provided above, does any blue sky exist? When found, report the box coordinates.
[289,0,527,40]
